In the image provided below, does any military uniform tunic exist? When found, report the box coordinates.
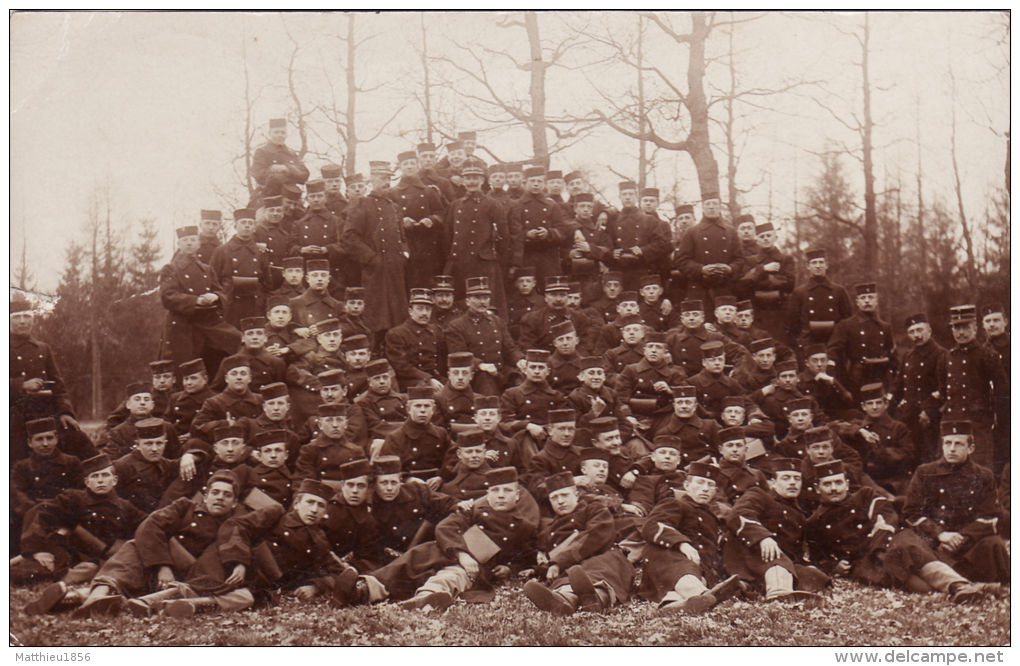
[391,176,447,289]
[251,141,309,188]
[209,235,270,327]
[509,191,568,285]
[638,494,725,601]
[786,275,853,349]
[936,340,1009,468]
[380,421,451,478]
[342,191,409,332]
[445,190,510,315]
[826,311,897,397]
[384,319,445,390]
[159,251,241,366]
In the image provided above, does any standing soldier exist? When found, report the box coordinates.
[674,190,743,310]
[254,198,291,291]
[416,142,455,204]
[197,210,223,265]
[505,164,525,200]
[289,259,343,334]
[250,117,309,195]
[937,305,1009,471]
[785,248,853,357]
[890,313,946,463]
[826,282,896,399]
[510,167,568,287]
[392,150,447,290]
[321,163,349,221]
[565,193,609,294]
[159,226,241,375]
[602,181,670,291]
[10,297,90,462]
[444,161,510,316]
[639,187,675,290]
[343,161,409,341]
[736,222,795,345]
[980,302,1010,474]
[290,180,340,270]
[210,209,270,327]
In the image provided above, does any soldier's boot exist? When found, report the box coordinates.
[71,585,125,619]
[795,565,831,592]
[905,575,934,593]
[24,582,67,615]
[397,590,454,613]
[657,575,715,616]
[326,568,360,608]
[567,565,605,612]
[918,561,971,597]
[763,566,824,608]
[164,596,218,618]
[358,574,389,604]
[708,574,745,604]
[127,588,182,617]
[522,580,575,616]
[62,562,100,586]
[973,582,1008,599]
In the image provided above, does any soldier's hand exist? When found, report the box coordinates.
[425,476,442,492]
[613,249,624,260]
[701,265,716,277]
[269,164,288,175]
[918,411,931,427]
[938,531,965,552]
[59,414,80,430]
[546,564,561,581]
[630,246,642,256]
[759,537,781,562]
[621,503,645,517]
[536,227,548,239]
[484,449,500,463]
[590,396,606,416]
[536,552,549,566]
[419,217,433,229]
[457,551,479,578]
[653,380,670,393]
[429,378,445,392]
[679,543,700,564]
[761,383,776,396]
[456,499,475,512]
[491,565,511,581]
[179,453,197,481]
[294,327,311,338]
[225,564,246,586]
[858,428,880,445]
[660,299,673,316]
[620,471,638,489]
[526,423,545,439]
[516,359,528,373]
[834,560,852,575]
[573,474,591,488]
[815,372,834,384]
[402,216,416,229]
[22,378,44,392]
[157,566,176,588]
[294,585,318,600]
[764,261,781,272]
[479,362,498,375]
[32,552,55,572]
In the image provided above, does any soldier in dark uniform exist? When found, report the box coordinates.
[827,282,896,399]
[980,302,1010,474]
[520,276,592,354]
[786,248,853,357]
[416,142,455,205]
[193,210,222,265]
[253,199,290,291]
[338,286,374,351]
[289,181,340,275]
[937,305,1009,472]
[723,457,828,604]
[509,167,568,286]
[686,340,745,420]
[210,209,270,327]
[439,430,492,501]
[842,383,915,496]
[585,271,624,326]
[805,459,999,603]
[285,317,347,425]
[271,256,305,301]
[903,420,1009,585]
[321,458,384,572]
[614,332,687,445]
[393,150,448,289]
[321,163,349,221]
[602,181,670,291]
[434,352,478,432]
[444,161,510,317]
[110,419,177,514]
[380,386,451,481]
[169,358,213,440]
[505,164,525,200]
[639,187,675,290]
[159,225,241,374]
[251,118,309,195]
[638,462,740,615]
[499,349,568,438]
[97,382,181,460]
[15,453,147,590]
[384,288,445,391]
[666,299,733,376]
[799,343,856,421]
[281,183,306,231]
[674,190,744,310]
[349,359,408,448]
[190,356,263,443]
[237,385,306,472]
[295,403,366,481]
[507,266,545,340]
[288,259,343,336]
[10,297,90,462]
[544,169,572,219]
[564,193,608,292]
[210,317,286,393]
[436,140,468,199]
[429,275,463,330]
[649,385,720,465]
[737,222,795,345]
[342,161,410,338]
[445,277,524,396]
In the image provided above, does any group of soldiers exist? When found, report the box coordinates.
[9,118,1011,623]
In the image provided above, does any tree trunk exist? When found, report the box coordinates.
[637,14,648,189]
[861,14,878,274]
[525,12,550,168]
[345,14,358,177]
[724,21,740,217]
[915,96,927,283]
[686,12,720,199]
[421,13,433,143]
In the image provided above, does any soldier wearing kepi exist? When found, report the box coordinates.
[290,180,340,269]
[445,277,524,396]
[158,225,241,372]
[674,189,744,309]
[197,210,223,265]
[826,282,896,399]
[889,312,946,463]
[937,305,1009,472]
[903,420,1009,585]
[785,248,853,356]
[251,117,310,195]
[723,457,828,605]
[603,181,670,291]
[393,149,448,289]
[979,302,1010,473]
[444,160,510,317]
[343,161,410,338]
[10,295,91,461]
[384,288,445,392]
[509,166,568,286]
[210,209,271,327]
[320,163,349,221]
[416,142,456,204]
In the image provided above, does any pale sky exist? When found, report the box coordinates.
[9,10,1009,293]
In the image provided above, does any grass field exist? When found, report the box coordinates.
[8,577,1009,647]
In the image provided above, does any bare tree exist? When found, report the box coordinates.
[13,220,33,291]
[947,59,979,298]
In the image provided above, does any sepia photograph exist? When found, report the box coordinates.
[8,9,1010,651]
